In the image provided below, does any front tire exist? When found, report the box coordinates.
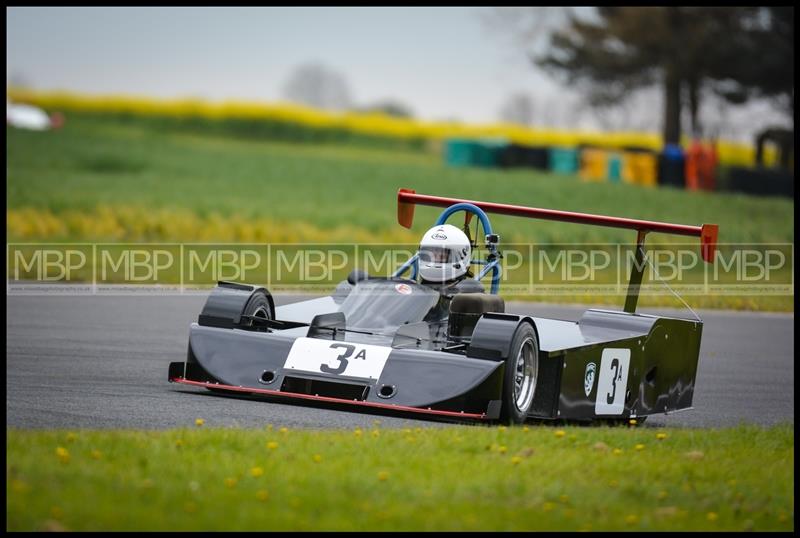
[241,289,273,327]
[499,323,539,424]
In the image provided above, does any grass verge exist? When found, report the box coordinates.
[6,424,794,531]
[6,115,794,310]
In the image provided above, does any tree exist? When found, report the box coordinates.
[498,93,535,126]
[282,63,352,111]
[534,7,793,144]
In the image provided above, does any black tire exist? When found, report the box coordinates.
[241,289,273,327]
[499,323,539,424]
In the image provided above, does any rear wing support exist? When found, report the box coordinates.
[624,230,648,313]
[397,189,718,313]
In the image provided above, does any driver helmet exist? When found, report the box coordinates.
[418,224,471,283]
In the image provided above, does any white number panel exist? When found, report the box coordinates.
[594,348,631,415]
[283,337,391,380]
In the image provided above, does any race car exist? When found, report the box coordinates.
[168,189,719,424]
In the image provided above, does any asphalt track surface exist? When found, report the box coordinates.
[6,294,794,430]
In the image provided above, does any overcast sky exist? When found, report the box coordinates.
[6,6,789,141]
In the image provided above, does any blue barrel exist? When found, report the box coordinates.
[659,143,686,187]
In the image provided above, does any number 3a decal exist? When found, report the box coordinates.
[320,343,355,375]
[607,358,620,405]
[595,349,630,415]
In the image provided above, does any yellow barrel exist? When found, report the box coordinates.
[621,152,658,187]
[580,148,608,182]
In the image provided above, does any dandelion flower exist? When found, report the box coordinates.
[612,448,623,455]
[555,430,566,438]
[279,427,288,434]
[313,454,322,463]
[175,439,184,448]
[266,441,278,450]
[523,426,530,432]
[629,419,638,426]
[635,444,645,451]
[256,490,269,502]
[511,456,522,465]
[371,430,380,438]
[354,428,363,437]
[498,445,507,454]
[656,432,667,441]
[195,418,205,427]
[707,512,718,522]
[55,447,70,464]
[377,471,389,481]
[250,467,264,478]
[65,432,77,443]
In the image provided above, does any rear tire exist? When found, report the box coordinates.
[499,323,539,424]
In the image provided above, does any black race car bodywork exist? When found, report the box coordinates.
[169,190,719,423]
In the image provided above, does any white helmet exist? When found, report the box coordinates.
[418,224,471,283]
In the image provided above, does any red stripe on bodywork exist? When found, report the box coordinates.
[170,377,489,420]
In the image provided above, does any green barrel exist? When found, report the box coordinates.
[549,147,579,174]
[607,152,623,183]
[445,139,478,167]
[474,139,507,167]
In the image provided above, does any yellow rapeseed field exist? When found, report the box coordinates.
[6,206,419,244]
[6,88,771,167]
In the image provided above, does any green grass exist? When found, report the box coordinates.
[6,424,793,531]
[6,115,795,310]
[7,114,794,244]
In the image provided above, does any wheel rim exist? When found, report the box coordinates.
[513,337,537,412]
[251,305,271,323]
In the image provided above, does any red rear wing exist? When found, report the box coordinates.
[398,188,718,263]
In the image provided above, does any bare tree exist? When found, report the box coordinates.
[498,92,535,126]
[282,63,352,111]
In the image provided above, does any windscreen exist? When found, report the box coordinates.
[338,280,439,331]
